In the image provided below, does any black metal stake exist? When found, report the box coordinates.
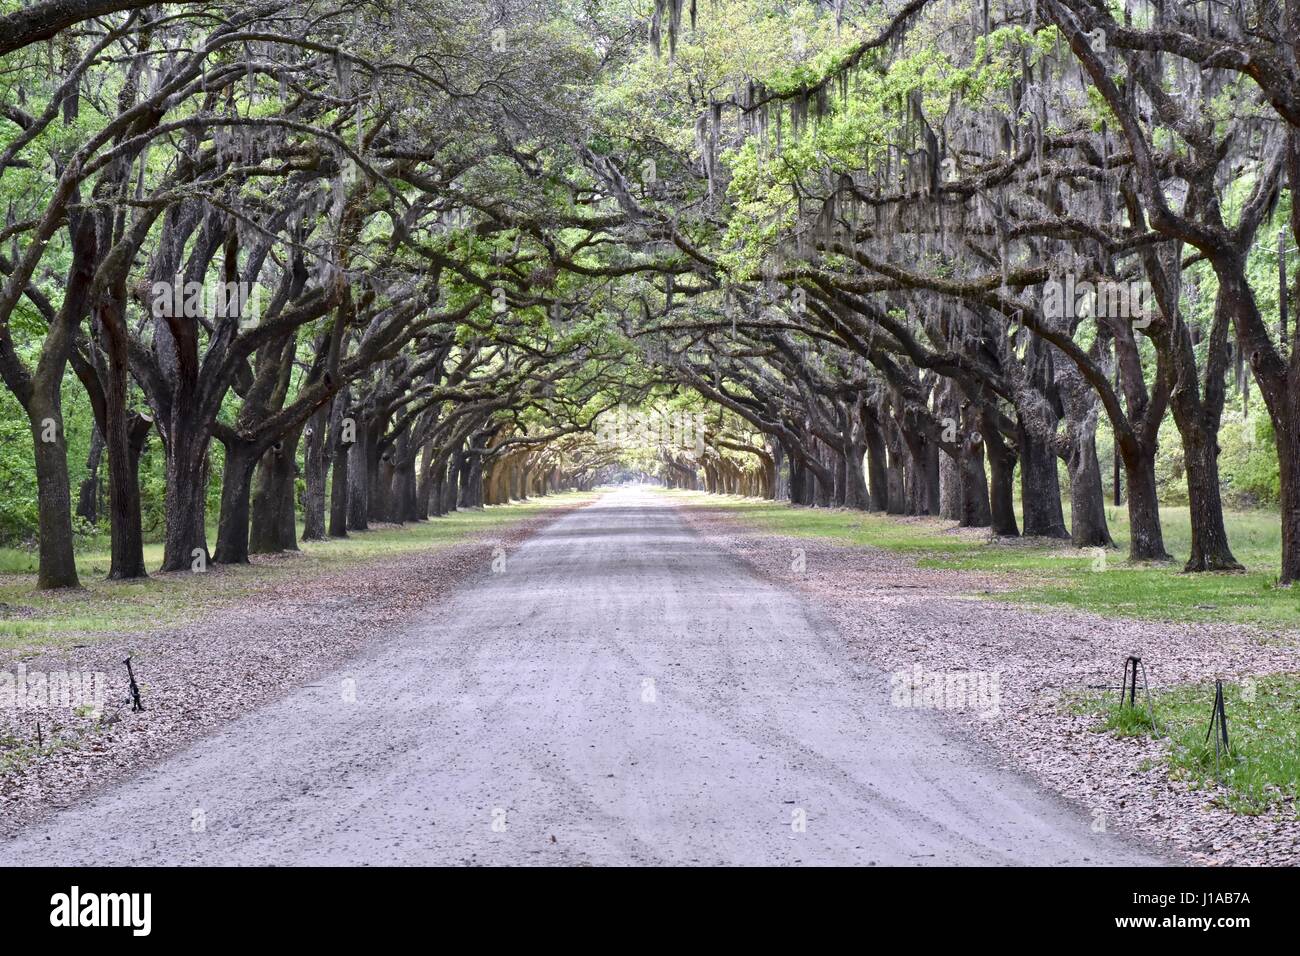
[124,656,145,712]
[1115,655,1158,733]
[1204,680,1230,772]
[1122,655,1140,708]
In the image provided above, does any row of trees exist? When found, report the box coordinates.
[0,0,688,588]
[4,0,1297,588]
[589,0,1297,584]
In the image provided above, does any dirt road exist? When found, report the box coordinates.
[0,489,1159,865]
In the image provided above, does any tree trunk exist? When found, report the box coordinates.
[959,440,993,528]
[213,440,259,564]
[1179,420,1242,571]
[1018,425,1068,539]
[301,405,328,541]
[416,441,435,516]
[885,450,906,515]
[939,451,961,520]
[843,440,869,509]
[444,451,465,513]
[460,452,484,508]
[159,423,211,572]
[1278,393,1300,585]
[328,394,350,538]
[28,395,80,588]
[100,410,147,580]
[329,434,350,537]
[1065,434,1113,548]
[832,444,848,506]
[902,431,940,516]
[393,455,420,522]
[1119,440,1170,562]
[250,432,300,554]
[347,420,370,531]
[76,425,103,524]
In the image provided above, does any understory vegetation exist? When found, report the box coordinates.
[1073,676,1300,818]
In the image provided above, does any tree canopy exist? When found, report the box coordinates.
[1,0,1297,587]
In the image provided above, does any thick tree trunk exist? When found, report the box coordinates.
[922,440,941,516]
[29,396,80,588]
[89,276,150,580]
[902,432,940,517]
[1278,398,1300,585]
[959,440,993,528]
[939,451,961,520]
[460,452,484,508]
[789,455,807,504]
[1277,125,1300,585]
[978,410,1019,537]
[1065,435,1113,548]
[985,445,1019,537]
[443,453,463,513]
[392,455,420,522]
[885,453,906,514]
[813,447,833,507]
[366,433,387,523]
[92,327,146,581]
[843,440,869,509]
[1119,441,1170,561]
[832,445,847,506]
[329,435,349,537]
[416,442,435,515]
[347,421,370,531]
[249,431,300,554]
[159,424,211,572]
[213,440,259,564]
[76,426,103,524]
[301,405,328,541]
[18,206,90,588]
[1018,425,1068,539]
[1179,420,1242,571]
[101,412,147,580]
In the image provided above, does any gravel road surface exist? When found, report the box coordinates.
[0,489,1159,865]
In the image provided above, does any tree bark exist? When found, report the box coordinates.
[76,426,103,524]
[213,439,259,564]
[301,405,328,541]
[29,394,80,588]
[249,429,301,554]
[1018,424,1069,538]
[346,419,370,531]
[1119,439,1170,562]
[159,421,211,572]
[1065,432,1113,548]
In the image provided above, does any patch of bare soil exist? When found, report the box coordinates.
[0,504,583,836]
[679,502,1300,866]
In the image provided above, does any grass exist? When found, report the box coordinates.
[665,490,1300,630]
[0,726,81,775]
[0,493,593,653]
[1069,676,1300,817]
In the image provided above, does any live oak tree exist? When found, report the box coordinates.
[2,0,1297,589]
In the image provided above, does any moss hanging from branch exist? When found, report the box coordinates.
[649,0,693,58]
